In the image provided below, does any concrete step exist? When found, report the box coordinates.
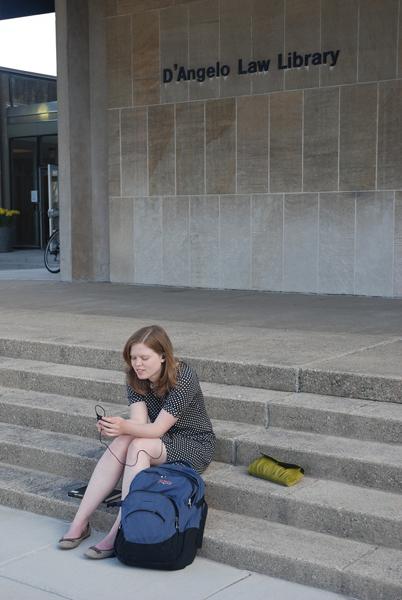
[0,385,401,493]
[1,353,402,444]
[299,367,402,405]
[1,336,402,403]
[0,422,103,482]
[202,383,402,443]
[0,356,126,404]
[0,461,117,532]
[0,417,401,551]
[0,338,123,372]
[0,338,299,393]
[204,508,402,600]
[0,387,128,437]
[213,420,402,493]
[204,462,402,550]
[0,462,400,600]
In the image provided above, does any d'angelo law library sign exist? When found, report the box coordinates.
[162,49,341,83]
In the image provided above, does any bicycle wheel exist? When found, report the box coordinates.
[44,230,60,273]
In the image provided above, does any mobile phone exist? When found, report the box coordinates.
[68,485,88,499]
[68,486,121,503]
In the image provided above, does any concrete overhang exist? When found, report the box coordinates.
[0,0,55,20]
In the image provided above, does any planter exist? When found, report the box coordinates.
[0,226,13,252]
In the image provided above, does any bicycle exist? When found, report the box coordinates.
[44,228,60,273]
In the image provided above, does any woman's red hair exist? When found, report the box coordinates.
[123,325,178,397]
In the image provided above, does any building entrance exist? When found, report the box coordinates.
[10,134,58,248]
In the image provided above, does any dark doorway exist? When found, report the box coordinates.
[10,136,38,247]
[10,134,58,248]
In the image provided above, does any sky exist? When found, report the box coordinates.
[0,13,56,76]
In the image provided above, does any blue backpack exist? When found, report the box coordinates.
[113,462,208,570]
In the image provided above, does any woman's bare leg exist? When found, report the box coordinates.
[62,435,134,539]
[93,437,167,550]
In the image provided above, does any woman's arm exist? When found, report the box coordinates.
[129,401,148,424]
[101,365,196,438]
[100,408,177,439]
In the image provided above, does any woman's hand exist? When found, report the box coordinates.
[98,416,128,437]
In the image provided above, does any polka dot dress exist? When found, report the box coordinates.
[127,362,216,473]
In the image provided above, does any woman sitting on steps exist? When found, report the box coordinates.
[58,324,216,559]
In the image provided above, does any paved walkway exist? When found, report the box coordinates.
[0,279,400,381]
[0,249,48,272]
[0,507,352,600]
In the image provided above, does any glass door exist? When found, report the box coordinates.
[10,137,39,247]
[38,163,58,247]
[39,135,59,246]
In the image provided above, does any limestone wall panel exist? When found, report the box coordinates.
[190,196,220,288]
[132,11,160,106]
[121,107,148,196]
[106,1,117,17]
[303,87,339,192]
[106,16,131,107]
[283,194,318,292]
[237,95,269,194]
[320,0,358,86]
[133,197,163,283]
[160,4,189,103]
[339,84,377,191]
[355,192,394,296]
[189,0,220,100]
[117,0,176,15]
[318,193,355,294]
[251,0,284,94]
[109,197,134,283]
[176,102,205,195]
[284,0,320,90]
[269,91,302,193]
[148,104,175,196]
[107,110,121,197]
[399,6,402,79]
[378,80,402,190]
[219,0,252,97]
[220,195,251,289]
[394,192,402,296]
[251,194,283,290]
[162,197,190,286]
[358,0,398,83]
[205,98,235,194]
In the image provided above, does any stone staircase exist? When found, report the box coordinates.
[0,338,401,600]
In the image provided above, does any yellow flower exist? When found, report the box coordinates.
[0,208,19,217]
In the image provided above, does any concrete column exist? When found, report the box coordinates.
[88,0,109,281]
[55,0,109,281]
[0,72,11,209]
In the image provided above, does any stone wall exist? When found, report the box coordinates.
[105,0,402,296]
